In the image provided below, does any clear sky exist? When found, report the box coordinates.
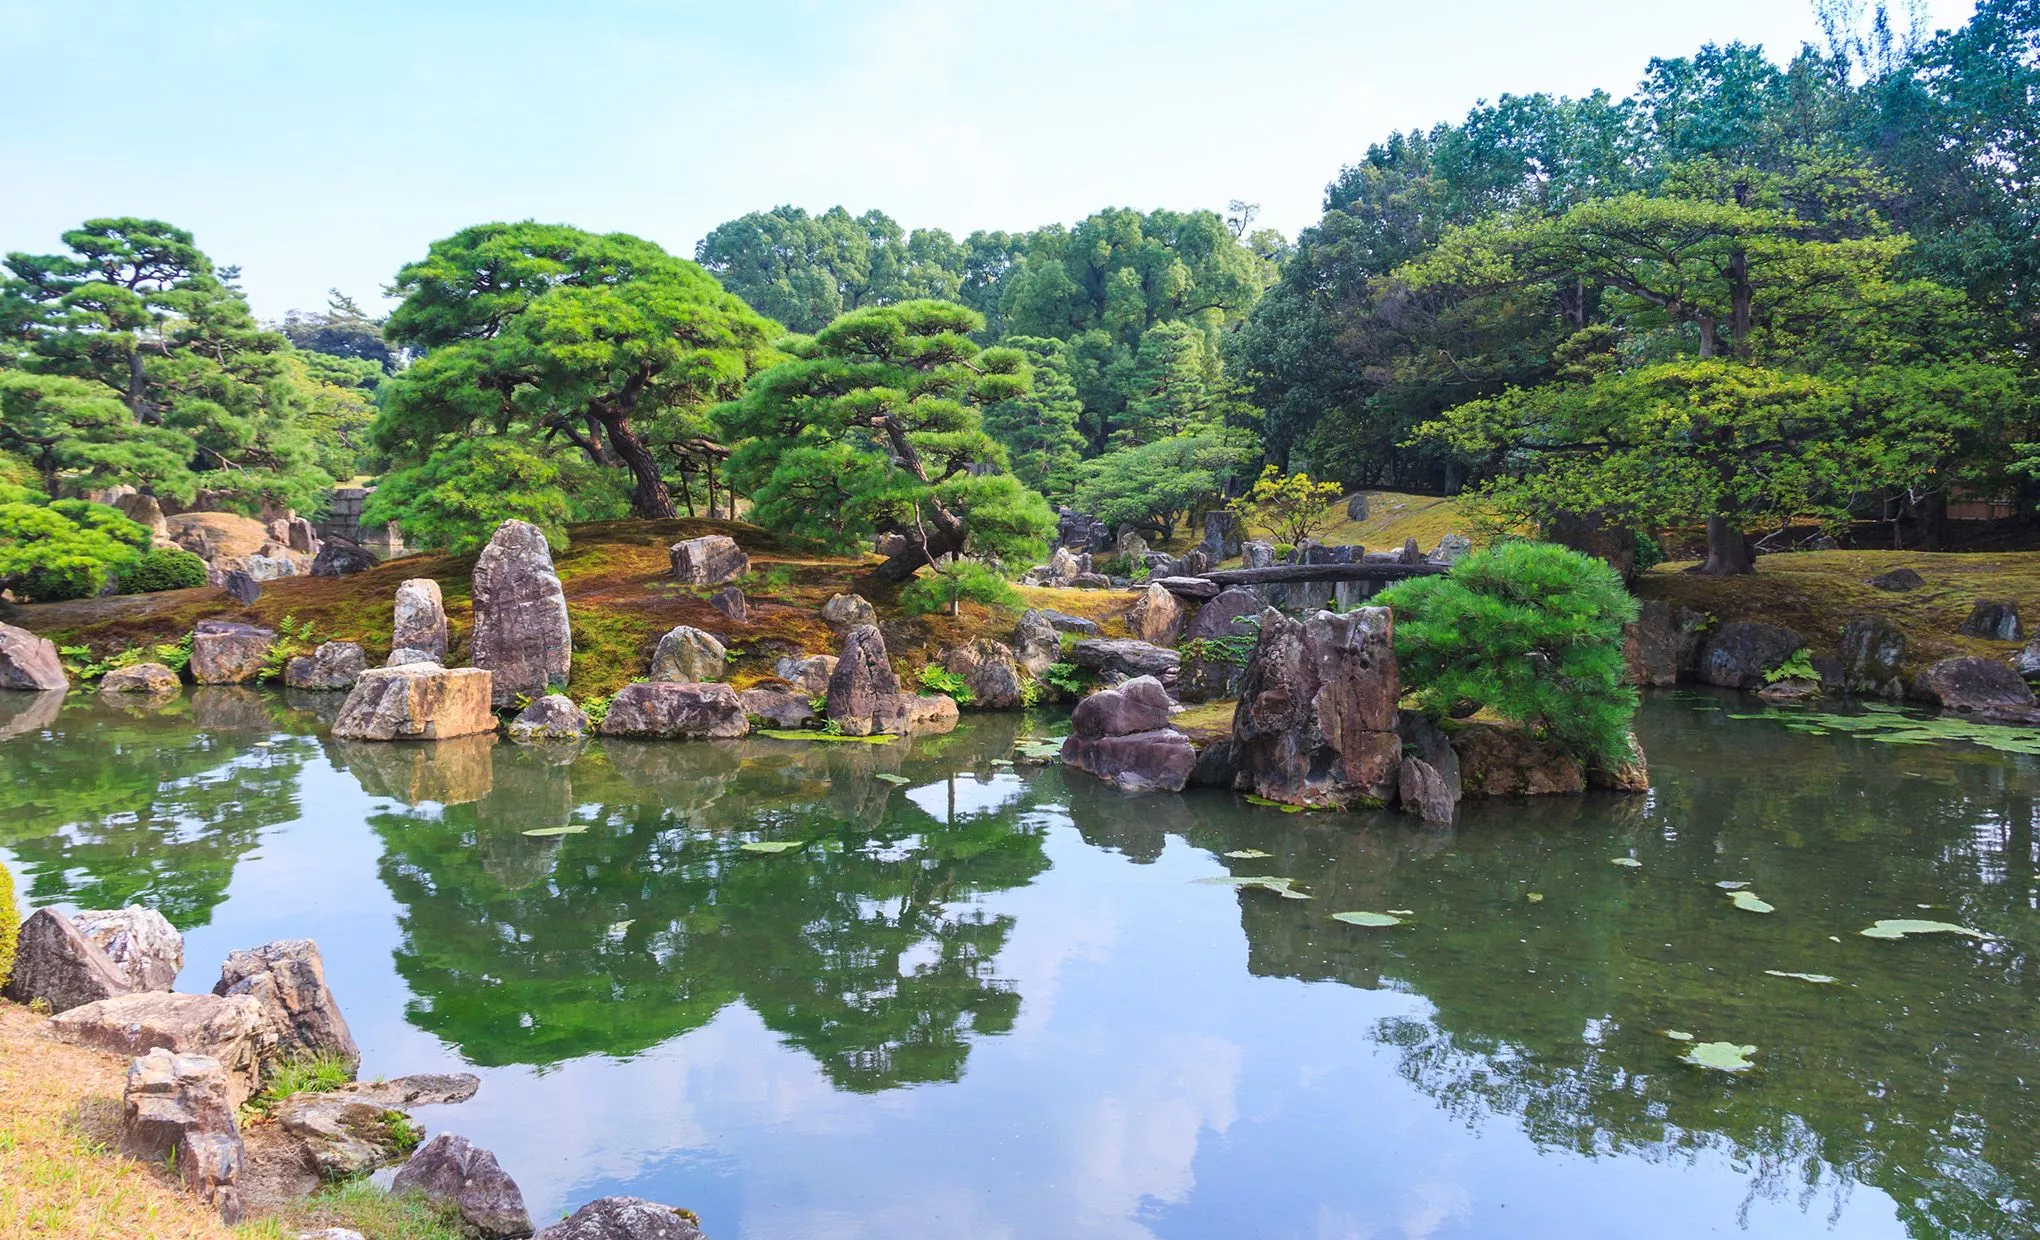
[0,0,1978,320]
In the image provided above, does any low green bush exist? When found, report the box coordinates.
[918,664,976,705]
[0,863,17,991]
[899,562,1020,615]
[118,547,209,593]
[1377,540,1639,764]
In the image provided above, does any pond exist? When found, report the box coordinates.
[2,687,2036,1239]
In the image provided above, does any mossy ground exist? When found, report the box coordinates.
[1156,490,1477,562]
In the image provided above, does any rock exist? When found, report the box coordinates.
[392,579,449,663]
[1177,586,1264,702]
[1694,622,1805,689]
[100,662,180,694]
[123,1049,238,1162]
[1068,638,1180,682]
[1201,510,1244,560]
[1012,611,1061,678]
[297,1231,366,1240]
[1546,511,1638,581]
[1621,601,1710,687]
[167,512,270,562]
[826,625,907,736]
[1428,534,1472,565]
[738,687,816,728]
[2017,639,2040,681]
[535,1197,706,1240]
[821,592,879,633]
[1912,657,2038,714]
[72,907,183,992]
[333,1073,480,1108]
[1,908,132,1012]
[1588,731,1652,792]
[1398,758,1456,824]
[471,519,572,708]
[710,585,749,623]
[1127,582,1186,646]
[115,492,171,541]
[598,682,749,739]
[1396,710,1461,813]
[1960,600,2023,642]
[385,647,440,667]
[1397,537,1424,564]
[508,694,589,742]
[1045,546,1084,584]
[1242,541,1275,569]
[190,621,276,685]
[0,624,68,692]
[331,665,495,741]
[1344,494,1369,521]
[773,654,838,694]
[181,1127,246,1222]
[270,1093,414,1180]
[903,693,961,735]
[1061,729,1197,793]
[1115,530,1149,561]
[1070,572,1113,589]
[1187,736,1239,788]
[1071,675,1174,737]
[668,534,749,586]
[1868,567,1926,592]
[309,537,378,577]
[1036,610,1100,635]
[391,1133,533,1239]
[222,569,262,605]
[650,626,727,683]
[238,548,304,582]
[215,939,359,1073]
[1154,576,1221,601]
[283,641,367,691]
[1841,616,1908,697]
[51,992,273,1108]
[940,639,1025,710]
[284,516,321,556]
[1451,724,1586,796]
[1232,607,1401,808]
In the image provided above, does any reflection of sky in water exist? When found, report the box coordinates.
[905,772,1029,822]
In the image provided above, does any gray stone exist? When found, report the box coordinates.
[392,578,448,663]
[1071,676,1174,738]
[507,694,589,742]
[650,626,726,683]
[1233,607,1401,808]
[535,1197,706,1240]
[1398,758,1456,824]
[1912,657,2037,714]
[222,569,262,605]
[1127,582,1186,646]
[471,519,571,708]
[1115,530,1149,561]
[100,662,180,695]
[773,654,837,694]
[1201,510,1244,560]
[2017,639,2040,681]
[333,1073,480,1108]
[1960,600,2023,642]
[391,1133,533,1239]
[1012,611,1061,679]
[1868,567,1926,592]
[385,647,440,667]
[1070,572,1112,589]
[1695,622,1806,689]
[1060,729,1197,793]
[738,687,816,728]
[1428,534,1472,565]
[283,641,367,691]
[214,939,359,1074]
[1068,638,1180,683]
[271,1092,412,1180]
[190,621,276,685]
[1036,610,1100,635]
[122,1048,237,1163]
[284,516,321,556]
[598,682,749,739]
[331,665,496,741]
[309,538,377,577]
[939,639,1025,710]
[668,534,749,586]
[710,585,749,623]
[1154,576,1221,601]
[72,907,183,992]
[1840,616,1908,697]
[1242,541,1275,569]
[51,992,274,1109]
[821,592,879,633]
[2,908,132,1013]
[903,693,961,735]
[1344,493,1369,521]
[826,625,907,736]
[1622,601,1710,687]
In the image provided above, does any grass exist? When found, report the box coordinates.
[1314,491,1474,556]
[243,1052,354,1117]
[235,1181,464,1240]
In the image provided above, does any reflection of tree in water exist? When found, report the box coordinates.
[374,719,1050,1090]
[1178,698,2040,1239]
[0,691,313,927]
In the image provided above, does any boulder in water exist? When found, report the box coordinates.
[332,665,496,741]
[283,641,367,691]
[214,939,359,1073]
[535,1197,705,1240]
[391,1133,533,1240]
[1694,622,1805,689]
[1841,616,1907,697]
[471,520,571,707]
[507,694,589,742]
[597,682,749,739]
[100,662,180,695]
[826,625,907,736]
[939,639,1025,710]
[1232,607,1401,808]
[190,621,275,685]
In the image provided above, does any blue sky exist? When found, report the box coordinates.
[0,0,1977,319]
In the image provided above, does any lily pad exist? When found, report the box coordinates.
[1611,857,1643,868]
[1728,891,1775,914]
[1387,909,1415,916]
[1715,880,1749,890]
[1243,794,1312,813]
[1859,918,1995,940]
[1196,875,1311,899]
[608,920,634,935]
[1331,911,1402,927]
[757,729,894,744]
[874,773,911,785]
[1013,739,1065,760]
[1223,849,1272,859]
[521,825,588,837]
[1682,1041,1757,1072]
[1663,1029,1694,1042]
[739,840,806,854]
[1526,892,1545,904]
[1763,970,1837,984]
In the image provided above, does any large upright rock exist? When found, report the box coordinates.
[214,939,360,1073]
[190,621,276,685]
[392,1134,533,1240]
[1231,608,1401,808]
[821,593,878,634]
[597,682,749,739]
[1200,510,1243,560]
[1841,616,1908,697]
[331,665,495,741]
[283,641,367,691]
[2,908,132,1012]
[1012,610,1061,678]
[650,626,726,683]
[669,534,749,586]
[72,907,183,992]
[826,625,908,736]
[536,1198,706,1240]
[1177,586,1263,702]
[1127,582,1186,646]
[471,520,571,708]
[940,639,1025,710]
[1695,622,1805,689]
[0,623,69,692]
[1621,601,1709,687]
[51,992,273,1107]
[392,578,449,663]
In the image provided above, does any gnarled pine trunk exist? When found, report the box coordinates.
[1696,513,1756,575]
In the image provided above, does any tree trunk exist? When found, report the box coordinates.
[1696,513,1756,575]
[1728,248,1752,354]
[1697,316,1721,359]
[128,350,149,422]
[1917,489,1947,551]
[601,414,676,519]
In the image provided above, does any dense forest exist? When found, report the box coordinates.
[2,0,2035,598]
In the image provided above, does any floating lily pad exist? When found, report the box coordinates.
[1682,1041,1757,1072]
[1331,911,1402,927]
[1715,880,1749,890]
[521,825,588,837]
[1859,918,1995,940]
[1223,849,1272,859]
[1663,1029,1694,1042]
[1611,857,1643,868]
[1197,875,1311,899]
[757,729,894,744]
[740,840,806,853]
[991,759,1014,767]
[1013,739,1065,760]
[1764,970,1836,984]
[608,920,634,935]
[874,773,911,785]
[1726,708,2040,756]
[1387,909,1415,917]
[1526,892,1545,903]
[1243,794,1312,813]
[1728,891,1775,914]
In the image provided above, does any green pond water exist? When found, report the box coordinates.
[2,686,2037,1239]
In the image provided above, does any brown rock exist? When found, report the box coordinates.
[1398,758,1456,824]
[1912,657,2037,713]
[0,624,68,692]
[507,694,589,742]
[597,682,749,739]
[166,512,269,562]
[331,665,496,741]
[283,641,367,691]
[270,1093,412,1179]
[215,939,360,1074]
[51,992,273,1108]
[821,592,878,633]
[710,585,750,623]
[471,519,571,708]
[100,662,180,695]
[826,625,907,736]
[669,534,750,586]
[2,908,132,1012]
[1587,731,1652,793]
[391,1133,533,1239]
[902,693,961,735]
[190,621,276,685]
[773,654,838,694]
[1072,676,1173,737]
[1067,638,1180,682]
[392,578,448,662]
[1621,600,1709,687]
[123,1048,238,1162]
[72,907,183,992]
[1232,608,1401,808]
[180,1129,246,1222]
[309,538,378,577]
[1060,729,1197,793]
[535,1198,705,1240]
[738,687,815,729]
[939,639,1025,710]
[650,626,726,683]
[1127,582,1186,646]
[1452,724,1586,797]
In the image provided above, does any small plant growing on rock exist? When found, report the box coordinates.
[1040,661,1090,697]
[918,664,976,705]
[1763,650,1819,685]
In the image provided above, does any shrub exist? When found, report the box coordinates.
[1764,649,1820,684]
[118,547,209,593]
[1632,531,1666,574]
[0,862,15,990]
[1377,540,1639,764]
[0,489,148,601]
[918,664,975,705]
[1229,465,1345,547]
[899,562,1020,616]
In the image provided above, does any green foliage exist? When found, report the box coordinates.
[256,1181,468,1240]
[248,1053,355,1114]
[1378,541,1639,764]
[1764,649,1821,684]
[1632,531,1666,573]
[1040,661,1090,696]
[0,486,147,601]
[1074,431,1255,543]
[981,336,1087,498]
[918,664,976,705]
[1180,634,1257,667]
[381,1111,424,1156]
[899,561,1022,616]
[578,693,613,729]
[259,615,318,683]
[0,861,16,990]
[118,547,208,594]
[1230,465,1345,547]
[363,437,580,554]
